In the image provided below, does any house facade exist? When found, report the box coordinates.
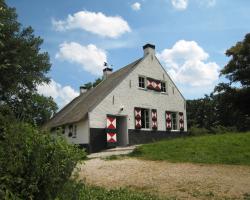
[45,44,187,153]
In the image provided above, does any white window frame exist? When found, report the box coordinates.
[141,108,150,129]
[171,112,178,130]
[161,81,167,93]
[138,76,146,89]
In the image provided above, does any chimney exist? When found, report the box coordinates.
[79,86,87,94]
[143,43,155,57]
[103,67,113,79]
[102,62,113,80]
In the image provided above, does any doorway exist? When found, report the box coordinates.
[116,116,128,146]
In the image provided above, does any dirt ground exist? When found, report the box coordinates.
[78,158,250,200]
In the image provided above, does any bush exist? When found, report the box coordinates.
[210,125,237,134]
[0,122,86,200]
[189,125,209,136]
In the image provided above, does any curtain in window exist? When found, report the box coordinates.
[134,107,142,129]
[151,109,157,130]
[166,111,172,130]
[179,112,184,131]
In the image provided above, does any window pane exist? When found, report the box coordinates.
[161,82,166,92]
[171,113,177,130]
[141,108,150,128]
[139,77,145,88]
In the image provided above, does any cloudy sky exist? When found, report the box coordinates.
[7,0,250,108]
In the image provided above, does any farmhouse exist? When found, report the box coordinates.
[44,44,187,152]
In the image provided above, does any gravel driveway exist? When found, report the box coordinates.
[79,158,250,200]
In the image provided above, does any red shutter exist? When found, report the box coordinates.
[179,112,184,131]
[166,111,172,130]
[147,79,154,90]
[155,80,161,91]
[134,107,142,129]
[106,116,117,144]
[151,109,157,130]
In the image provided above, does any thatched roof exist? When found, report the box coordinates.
[43,58,143,129]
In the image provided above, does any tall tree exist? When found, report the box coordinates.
[0,0,57,126]
[221,33,250,87]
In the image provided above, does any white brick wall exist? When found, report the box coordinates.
[89,51,187,131]
[55,119,89,144]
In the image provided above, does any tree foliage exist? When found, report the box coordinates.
[82,78,103,90]
[0,0,57,126]
[187,33,250,131]
[221,33,250,87]
[0,121,86,200]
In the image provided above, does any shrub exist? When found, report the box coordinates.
[0,122,86,200]
[210,125,237,134]
[189,125,209,136]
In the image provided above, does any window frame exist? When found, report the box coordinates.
[138,76,146,89]
[72,125,77,138]
[161,81,167,93]
[141,108,150,129]
[171,112,178,130]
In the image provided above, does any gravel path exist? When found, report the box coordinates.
[87,145,137,159]
[79,158,250,200]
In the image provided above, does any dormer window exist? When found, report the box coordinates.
[138,76,145,88]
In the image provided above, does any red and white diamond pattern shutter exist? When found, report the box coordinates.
[147,79,154,90]
[106,116,117,143]
[107,132,117,143]
[134,107,142,129]
[166,111,172,130]
[151,109,157,130]
[107,116,116,129]
[155,81,161,91]
[147,78,161,91]
[179,112,184,131]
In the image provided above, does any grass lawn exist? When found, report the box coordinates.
[81,186,161,200]
[130,132,250,165]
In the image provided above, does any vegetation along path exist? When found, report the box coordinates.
[79,158,250,200]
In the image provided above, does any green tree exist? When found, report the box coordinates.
[0,122,86,200]
[0,0,57,125]
[221,33,250,87]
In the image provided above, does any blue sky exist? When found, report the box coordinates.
[7,0,250,108]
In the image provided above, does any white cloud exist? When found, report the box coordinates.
[52,10,131,38]
[131,2,141,11]
[37,79,79,108]
[206,0,216,7]
[56,42,107,76]
[171,0,188,10]
[157,40,220,87]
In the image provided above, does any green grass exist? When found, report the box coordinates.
[81,186,162,200]
[130,132,250,165]
[58,181,163,200]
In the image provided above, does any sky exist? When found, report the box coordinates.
[7,0,250,108]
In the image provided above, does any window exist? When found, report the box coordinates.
[138,76,145,88]
[68,125,73,137]
[171,113,177,130]
[62,126,65,134]
[172,87,175,94]
[161,82,166,92]
[73,125,77,138]
[141,108,150,129]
